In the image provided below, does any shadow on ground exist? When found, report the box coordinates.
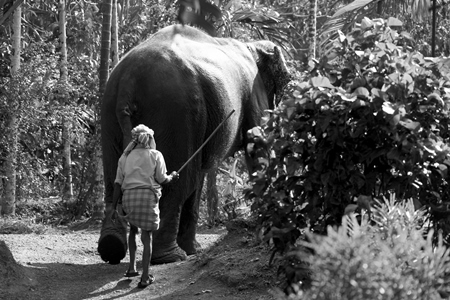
[1,221,278,300]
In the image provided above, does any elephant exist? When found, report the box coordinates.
[100,24,291,264]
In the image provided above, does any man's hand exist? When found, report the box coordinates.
[170,171,180,182]
[162,171,180,184]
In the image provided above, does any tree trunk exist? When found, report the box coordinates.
[111,0,119,68]
[124,0,129,24]
[308,0,317,60]
[99,0,112,95]
[118,0,123,26]
[431,0,437,57]
[3,114,17,216]
[206,168,219,226]
[91,143,105,219]
[2,4,21,216]
[377,0,383,15]
[59,0,68,83]
[61,120,73,202]
[0,0,4,19]
[59,0,73,203]
[92,0,113,218]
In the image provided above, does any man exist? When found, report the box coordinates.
[113,124,179,288]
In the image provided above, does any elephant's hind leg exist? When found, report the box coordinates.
[177,174,204,255]
[150,246,187,265]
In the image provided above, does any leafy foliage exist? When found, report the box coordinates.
[199,153,251,225]
[178,0,222,36]
[0,217,49,234]
[319,0,450,58]
[0,0,181,218]
[274,195,450,299]
[247,17,450,267]
[119,0,178,53]
[0,39,97,210]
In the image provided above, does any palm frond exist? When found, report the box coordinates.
[319,0,376,37]
[332,0,376,18]
[231,6,294,49]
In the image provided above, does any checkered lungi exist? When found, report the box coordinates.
[122,188,160,231]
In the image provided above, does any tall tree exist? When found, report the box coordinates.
[2,2,21,215]
[308,0,318,60]
[99,0,112,95]
[93,0,113,217]
[431,0,436,56]
[59,0,73,203]
[111,0,119,68]
[206,169,219,226]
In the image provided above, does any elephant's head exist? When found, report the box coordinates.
[248,41,292,107]
[242,41,291,177]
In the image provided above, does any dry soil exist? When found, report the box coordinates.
[0,220,279,300]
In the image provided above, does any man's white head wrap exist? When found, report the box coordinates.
[123,124,156,156]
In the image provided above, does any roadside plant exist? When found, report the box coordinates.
[246,16,450,286]
[273,195,450,299]
[199,153,251,226]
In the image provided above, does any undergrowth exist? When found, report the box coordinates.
[273,195,450,300]
[0,217,49,234]
[0,198,74,234]
[246,16,450,293]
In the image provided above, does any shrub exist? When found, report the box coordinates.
[0,217,49,234]
[199,153,251,226]
[246,17,450,260]
[0,40,97,214]
[273,195,450,300]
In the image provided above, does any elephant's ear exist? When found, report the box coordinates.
[270,46,292,105]
[250,41,292,106]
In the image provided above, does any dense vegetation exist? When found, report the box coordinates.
[2,0,450,298]
[247,16,450,297]
[274,197,450,299]
[0,0,179,218]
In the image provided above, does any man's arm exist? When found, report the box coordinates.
[154,151,179,184]
[161,171,179,184]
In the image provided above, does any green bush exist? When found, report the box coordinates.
[246,17,450,258]
[0,216,49,234]
[273,196,450,300]
[1,40,98,214]
[199,153,252,226]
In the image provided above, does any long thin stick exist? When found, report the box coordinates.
[177,109,236,173]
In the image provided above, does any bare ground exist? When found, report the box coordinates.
[0,220,279,300]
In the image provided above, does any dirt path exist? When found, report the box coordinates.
[0,223,278,300]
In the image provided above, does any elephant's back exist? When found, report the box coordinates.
[115,25,256,79]
[120,25,223,62]
[103,24,257,128]
[145,24,220,44]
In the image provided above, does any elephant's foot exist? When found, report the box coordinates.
[151,246,188,264]
[178,238,202,255]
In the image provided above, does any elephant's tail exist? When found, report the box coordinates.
[115,209,130,221]
[97,209,128,264]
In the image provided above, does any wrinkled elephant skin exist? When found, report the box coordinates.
[101,24,290,264]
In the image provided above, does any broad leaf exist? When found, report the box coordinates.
[387,17,402,27]
[311,77,335,89]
